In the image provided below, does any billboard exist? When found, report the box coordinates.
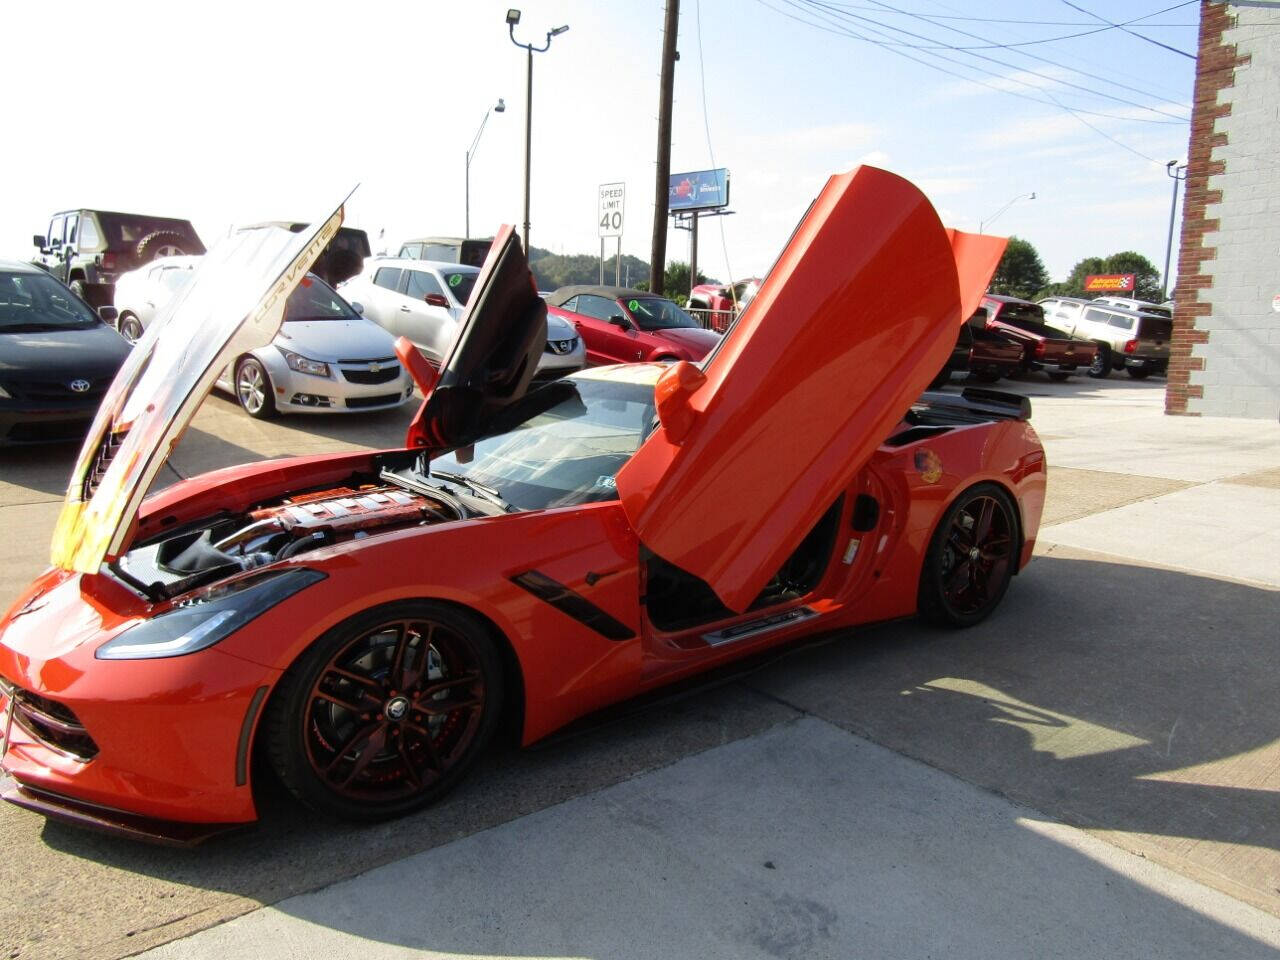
[669,168,730,212]
[1084,273,1136,293]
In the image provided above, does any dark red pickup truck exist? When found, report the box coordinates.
[981,295,1098,380]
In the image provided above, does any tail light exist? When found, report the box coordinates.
[1034,341,1046,358]
[99,253,117,271]
[1124,339,1138,354]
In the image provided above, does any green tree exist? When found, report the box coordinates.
[662,261,711,303]
[989,236,1048,300]
[1053,253,1160,301]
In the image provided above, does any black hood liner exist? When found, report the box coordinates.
[416,228,547,449]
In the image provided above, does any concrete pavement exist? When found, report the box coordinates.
[2,374,1279,959]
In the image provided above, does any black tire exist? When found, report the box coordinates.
[135,230,190,263]
[1088,344,1111,379]
[1047,371,1071,382]
[235,356,277,419]
[1126,367,1150,380]
[973,370,1002,383]
[918,482,1018,628]
[118,312,144,344]
[263,600,504,821]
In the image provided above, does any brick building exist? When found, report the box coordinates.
[1167,0,1280,419]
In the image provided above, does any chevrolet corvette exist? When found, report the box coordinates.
[0,167,1044,844]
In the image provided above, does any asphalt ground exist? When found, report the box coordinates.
[1,373,1278,959]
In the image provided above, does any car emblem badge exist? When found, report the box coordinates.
[69,379,91,393]
[369,363,381,373]
[914,449,943,484]
[384,696,409,721]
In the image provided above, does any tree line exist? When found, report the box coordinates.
[528,246,712,302]
[990,237,1164,302]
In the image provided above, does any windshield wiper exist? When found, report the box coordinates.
[430,470,516,513]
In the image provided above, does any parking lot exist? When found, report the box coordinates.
[1,373,1278,959]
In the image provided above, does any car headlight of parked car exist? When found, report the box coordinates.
[280,349,331,378]
[96,569,326,660]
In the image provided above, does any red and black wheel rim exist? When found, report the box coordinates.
[303,617,486,803]
[938,494,1014,616]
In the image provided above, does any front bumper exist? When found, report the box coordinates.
[536,337,586,378]
[259,351,416,414]
[0,401,102,446]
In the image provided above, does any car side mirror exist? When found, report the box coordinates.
[654,360,705,443]
[424,293,450,308]
[608,314,630,329]
[32,234,46,249]
[98,306,119,324]
[350,301,364,315]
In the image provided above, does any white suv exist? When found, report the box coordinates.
[1038,298,1170,379]
[341,257,585,379]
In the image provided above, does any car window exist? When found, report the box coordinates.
[49,216,64,248]
[65,215,78,246]
[439,269,478,306]
[284,276,359,322]
[424,243,459,261]
[573,295,621,321]
[373,267,403,291]
[1107,313,1134,330]
[399,243,423,259]
[405,269,444,300]
[626,296,698,331]
[0,270,98,329]
[157,267,193,293]
[78,217,100,249]
[559,296,578,312]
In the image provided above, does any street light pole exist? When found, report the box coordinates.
[465,98,505,240]
[1162,161,1188,301]
[979,191,1036,234]
[507,10,568,255]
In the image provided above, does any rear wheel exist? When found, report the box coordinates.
[1047,371,1071,382]
[1088,344,1111,379]
[1126,367,1150,380]
[918,483,1018,628]
[264,601,504,821]
[118,312,144,344]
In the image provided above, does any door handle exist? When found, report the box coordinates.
[400,305,412,312]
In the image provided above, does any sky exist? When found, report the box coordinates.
[1,0,1197,287]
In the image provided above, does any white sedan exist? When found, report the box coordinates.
[113,257,414,418]
[340,257,585,379]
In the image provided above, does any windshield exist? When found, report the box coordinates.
[0,270,99,330]
[625,296,698,331]
[441,269,479,306]
[423,375,657,511]
[284,276,358,322]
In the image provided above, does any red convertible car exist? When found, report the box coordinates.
[545,286,721,365]
[0,168,1045,844]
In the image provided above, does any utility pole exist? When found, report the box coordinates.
[650,0,679,297]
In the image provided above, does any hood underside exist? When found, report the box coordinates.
[50,205,347,574]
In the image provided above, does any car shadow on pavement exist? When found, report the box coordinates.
[12,553,1280,959]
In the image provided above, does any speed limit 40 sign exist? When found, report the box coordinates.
[599,182,624,237]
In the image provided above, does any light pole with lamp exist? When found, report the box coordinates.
[506,9,568,255]
[465,98,505,240]
[1162,160,1188,301]
[979,192,1036,234]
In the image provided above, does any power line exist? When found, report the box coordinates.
[1060,0,1196,59]
[809,0,1190,118]
[813,0,1197,28]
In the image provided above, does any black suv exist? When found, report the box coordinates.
[32,209,205,307]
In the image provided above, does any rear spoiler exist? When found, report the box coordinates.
[915,387,1032,423]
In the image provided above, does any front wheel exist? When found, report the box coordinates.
[235,356,277,419]
[263,601,504,821]
[918,483,1018,628]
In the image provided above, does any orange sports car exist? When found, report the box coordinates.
[0,167,1044,844]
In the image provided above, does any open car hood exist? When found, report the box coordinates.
[50,208,345,574]
[406,225,546,449]
[615,166,967,613]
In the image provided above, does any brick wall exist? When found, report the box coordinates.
[1168,2,1280,419]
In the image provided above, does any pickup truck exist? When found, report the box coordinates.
[1037,299,1171,378]
[980,295,1098,381]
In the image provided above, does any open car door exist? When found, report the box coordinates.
[50,209,345,574]
[615,166,964,613]
[405,224,546,449]
[946,229,1008,322]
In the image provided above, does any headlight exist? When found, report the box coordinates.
[281,349,331,377]
[96,569,326,660]
[0,384,10,399]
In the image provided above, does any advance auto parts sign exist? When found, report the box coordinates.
[1084,273,1136,292]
